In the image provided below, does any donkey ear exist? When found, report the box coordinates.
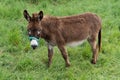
[23,10,31,21]
[38,11,43,20]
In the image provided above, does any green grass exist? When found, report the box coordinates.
[0,0,120,80]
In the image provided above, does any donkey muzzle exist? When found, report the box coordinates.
[30,39,38,49]
[29,37,39,50]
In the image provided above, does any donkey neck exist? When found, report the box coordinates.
[40,16,60,41]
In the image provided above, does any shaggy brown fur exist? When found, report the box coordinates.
[24,10,102,67]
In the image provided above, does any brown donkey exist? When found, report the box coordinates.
[23,10,102,67]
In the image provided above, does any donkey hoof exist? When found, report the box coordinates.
[91,60,96,64]
[48,63,51,68]
[66,63,71,67]
[48,64,50,68]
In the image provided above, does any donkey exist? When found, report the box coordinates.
[23,10,102,67]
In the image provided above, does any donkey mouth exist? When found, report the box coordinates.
[31,45,37,50]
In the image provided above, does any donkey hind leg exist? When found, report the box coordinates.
[88,36,98,64]
[58,45,71,67]
[48,44,54,67]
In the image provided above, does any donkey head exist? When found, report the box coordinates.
[23,10,43,49]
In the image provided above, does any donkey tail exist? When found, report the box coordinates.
[98,29,101,52]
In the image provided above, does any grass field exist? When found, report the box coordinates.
[0,0,120,80]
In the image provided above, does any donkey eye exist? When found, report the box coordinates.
[37,31,41,35]
[28,31,31,35]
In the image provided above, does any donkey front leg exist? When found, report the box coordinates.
[48,44,54,67]
[58,45,71,67]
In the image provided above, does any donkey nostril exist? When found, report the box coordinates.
[31,45,37,50]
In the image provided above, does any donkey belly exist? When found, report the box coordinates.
[66,39,86,47]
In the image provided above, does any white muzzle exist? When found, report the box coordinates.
[30,39,38,47]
